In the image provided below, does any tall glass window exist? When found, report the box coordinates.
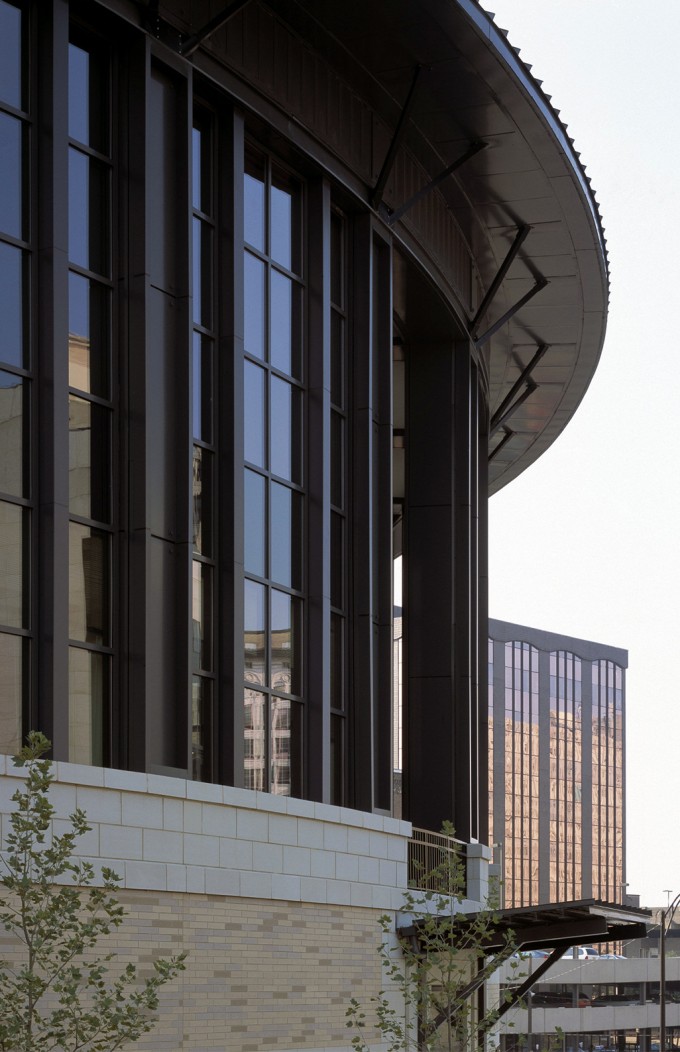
[191,106,215,781]
[503,641,539,906]
[243,145,304,796]
[592,659,624,902]
[548,650,583,902]
[0,0,29,755]
[67,31,113,765]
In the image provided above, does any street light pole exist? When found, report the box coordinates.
[660,892,680,1052]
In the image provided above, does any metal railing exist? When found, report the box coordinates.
[408,827,467,897]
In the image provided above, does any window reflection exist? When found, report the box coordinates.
[68,40,107,153]
[0,369,24,498]
[244,578,266,685]
[192,561,212,673]
[270,482,302,590]
[244,360,266,468]
[192,445,213,557]
[68,395,110,522]
[244,150,265,252]
[0,631,22,755]
[0,112,23,241]
[244,252,265,360]
[68,274,109,397]
[68,647,106,765]
[244,468,266,578]
[192,677,213,781]
[68,151,110,277]
[0,241,25,369]
[68,523,109,645]
[0,500,24,628]
[0,1,22,111]
[244,688,266,790]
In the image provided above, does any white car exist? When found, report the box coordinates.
[561,945,600,960]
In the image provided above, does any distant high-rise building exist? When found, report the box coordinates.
[488,619,626,908]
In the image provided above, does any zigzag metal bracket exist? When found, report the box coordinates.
[473,276,548,350]
[488,427,514,462]
[490,343,549,434]
[471,224,530,335]
[371,64,425,211]
[386,140,487,225]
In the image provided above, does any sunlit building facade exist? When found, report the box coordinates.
[489,620,626,909]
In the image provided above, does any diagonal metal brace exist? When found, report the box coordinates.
[490,380,538,434]
[473,277,549,350]
[371,64,425,211]
[488,427,514,462]
[471,225,530,333]
[485,945,566,1027]
[490,344,548,433]
[181,0,252,57]
[387,141,487,225]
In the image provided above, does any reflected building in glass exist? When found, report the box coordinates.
[489,619,626,909]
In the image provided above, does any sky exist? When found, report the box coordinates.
[485,0,680,908]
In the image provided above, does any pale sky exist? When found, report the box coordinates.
[486,0,680,908]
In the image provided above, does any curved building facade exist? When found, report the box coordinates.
[0,1,609,1047]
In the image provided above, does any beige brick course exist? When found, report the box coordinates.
[1,887,390,1052]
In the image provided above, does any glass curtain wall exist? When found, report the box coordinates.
[0,0,29,757]
[67,29,113,766]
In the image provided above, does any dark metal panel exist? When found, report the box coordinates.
[306,178,331,804]
[476,380,489,846]
[404,339,455,832]
[37,0,70,756]
[372,229,394,812]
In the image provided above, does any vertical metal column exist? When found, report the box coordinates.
[217,108,244,788]
[306,178,331,803]
[350,217,393,813]
[404,337,486,842]
[127,46,191,774]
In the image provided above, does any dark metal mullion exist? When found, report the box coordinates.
[67,137,111,164]
[0,230,30,252]
[306,177,330,803]
[68,640,114,656]
[217,108,244,786]
[37,0,70,755]
[67,386,113,410]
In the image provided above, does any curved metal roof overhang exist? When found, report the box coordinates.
[267,0,609,494]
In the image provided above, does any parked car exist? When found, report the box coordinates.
[561,945,601,960]
[511,949,551,959]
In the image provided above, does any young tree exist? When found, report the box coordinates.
[0,732,186,1052]
[346,823,522,1052]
